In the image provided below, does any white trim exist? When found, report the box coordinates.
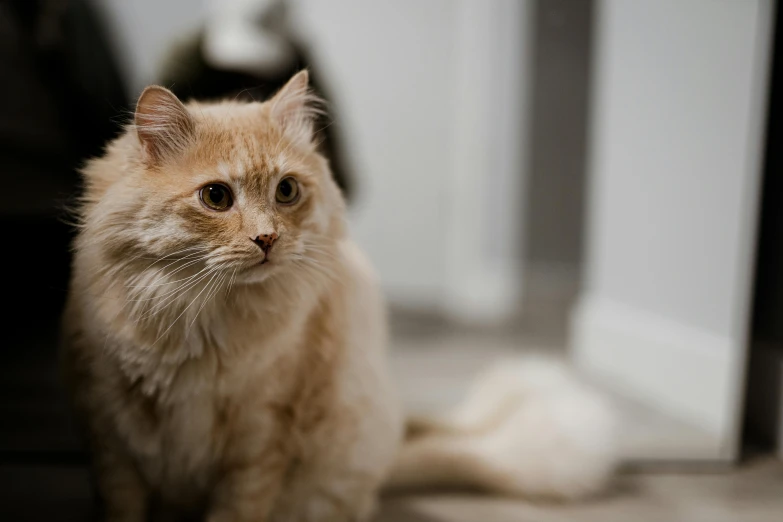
[571,296,739,460]
[443,0,532,324]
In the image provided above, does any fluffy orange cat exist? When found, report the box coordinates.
[62,71,616,522]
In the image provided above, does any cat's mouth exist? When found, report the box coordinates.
[244,255,274,271]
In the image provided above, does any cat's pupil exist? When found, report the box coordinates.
[280,181,292,197]
[209,187,224,203]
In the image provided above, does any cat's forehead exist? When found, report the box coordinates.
[187,101,298,179]
[192,101,264,127]
[213,154,284,182]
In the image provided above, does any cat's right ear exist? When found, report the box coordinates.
[134,86,194,164]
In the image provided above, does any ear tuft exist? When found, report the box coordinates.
[135,86,194,163]
[268,70,324,144]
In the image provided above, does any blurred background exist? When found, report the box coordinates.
[1,0,782,520]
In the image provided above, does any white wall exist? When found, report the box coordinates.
[572,0,774,459]
[294,1,457,307]
[297,1,530,318]
[99,0,530,320]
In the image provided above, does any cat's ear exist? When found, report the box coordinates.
[268,70,322,144]
[134,86,195,164]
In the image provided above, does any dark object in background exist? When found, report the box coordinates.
[744,0,783,454]
[750,0,783,355]
[0,1,127,518]
[0,0,129,310]
[0,0,129,217]
[158,32,354,201]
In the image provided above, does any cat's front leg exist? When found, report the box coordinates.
[270,466,382,522]
[297,486,379,522]
[206,463,286,522]
[94,448,149,522]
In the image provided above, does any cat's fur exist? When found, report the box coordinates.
[62,71,617,522]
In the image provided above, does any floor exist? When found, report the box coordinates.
[1,308,782,520]
[3,457,781,522]
[376,457,783,522]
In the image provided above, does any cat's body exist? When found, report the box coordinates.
[62,72,400,521]
[63,239,398,521]
[63,71,617,522]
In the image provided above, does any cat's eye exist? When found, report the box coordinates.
[276,176,300,205]
[199,184,233,211]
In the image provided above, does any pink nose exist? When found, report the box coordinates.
[252,232,278,253]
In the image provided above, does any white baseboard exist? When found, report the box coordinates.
[570,295,742,460]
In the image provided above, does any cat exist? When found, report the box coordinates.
[61,70,617,522]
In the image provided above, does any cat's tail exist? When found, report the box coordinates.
[384,357,618,500]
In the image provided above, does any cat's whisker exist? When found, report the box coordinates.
[126,264,214,303]
[207,251,261,264]
[127,254,211,291]
[301,242,341,258]
[128,259,213,298]
[188,270,229,329]
[305,252,341,265]
[138,246,207,272]
[132,255,204,261]
[134,250,209,283]
[132,245,201,263]
[302,244,337,254]
[226,268,239,299]
[119,250,209,296]
[151,268,223,346]
[139,265,223,319]
[291,258,340,284]
[131,266,220,323]
[135,269,219,326]
[296,251,339,268]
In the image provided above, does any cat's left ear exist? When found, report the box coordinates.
[268,70,322,145]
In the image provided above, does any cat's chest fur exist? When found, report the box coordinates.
[116,313,315,503]
[132,389,219,504]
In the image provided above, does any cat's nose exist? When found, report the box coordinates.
[251,232,278,253]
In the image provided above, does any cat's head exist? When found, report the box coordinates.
[80,71,345,290]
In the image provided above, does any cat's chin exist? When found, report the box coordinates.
[234,262,280,285]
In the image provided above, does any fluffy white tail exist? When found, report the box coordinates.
[385,357,618,499]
